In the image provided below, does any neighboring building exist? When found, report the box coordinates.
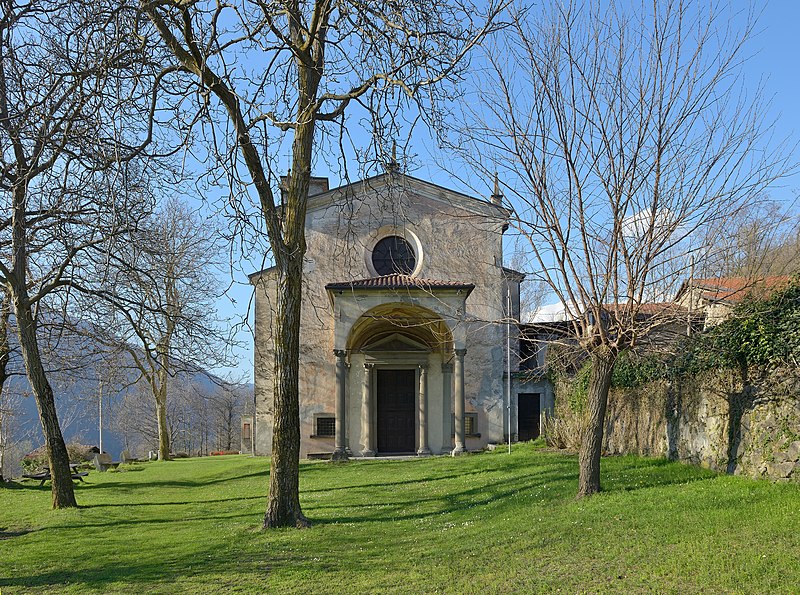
[249,171,552,458]
[675,276,791,327]
[240,416,254,454]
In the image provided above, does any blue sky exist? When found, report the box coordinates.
[217,1,800,383]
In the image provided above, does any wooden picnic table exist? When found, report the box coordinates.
[22,464,88,486]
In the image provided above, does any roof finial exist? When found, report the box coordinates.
[385,140,400,174]
[490,171,503,205]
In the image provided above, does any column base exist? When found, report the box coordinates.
[331,448,349,462]
[416,447,432,456]
[360,449,376,457]
[451,445,466,456]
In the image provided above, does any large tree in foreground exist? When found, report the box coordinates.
[140,0,505,528]
[450,0,791,496]
[0,0,155,507]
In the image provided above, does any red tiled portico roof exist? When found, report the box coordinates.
[325,274,475,293]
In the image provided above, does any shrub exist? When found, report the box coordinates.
[542,413,586,451]
[21,442,100,474]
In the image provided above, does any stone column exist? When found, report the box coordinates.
[451,348,467,456]
[332,349,348,461]
[441,362,453,453]
[417,364,431,456]
[361,363,375,457]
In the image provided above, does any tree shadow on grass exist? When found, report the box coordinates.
[86,494,266,509]
[83,469,268,491]
[599,456,719,494]
[0,556,241,592]
[40,509,257,532]
[0,528,34,540]
[300,471,478,493]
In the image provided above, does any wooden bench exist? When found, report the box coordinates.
[22,468,88,486]
[93,453,120,472]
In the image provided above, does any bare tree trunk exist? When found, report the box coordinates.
[264,249,309,528]
[262,42,320,529]
[155,369,170,460]
[14,304,77,507]
[0,294,9,482]
[10,176,75,507]
[577,347,616,498]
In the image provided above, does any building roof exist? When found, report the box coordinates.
[501,266,526,282]
[325,274,475,293]
[307,171,510,218]
[602,302,688,316]
[679,276,791,304]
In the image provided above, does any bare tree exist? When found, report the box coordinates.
[449,0,791,496]
[698,197,800,279]
[85,197,233,460]
[0,1,159,507]
[140,0,505,527]
[210,384,244,452]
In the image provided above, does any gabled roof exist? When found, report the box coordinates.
[676,276,791,305]
[307,171,509,219]
[325,274,474,294]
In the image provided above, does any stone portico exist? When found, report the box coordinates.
[325,276,473,457]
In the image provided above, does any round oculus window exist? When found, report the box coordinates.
[371,235,416,275]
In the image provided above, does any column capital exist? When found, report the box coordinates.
[455,348,467,357]
[441,362,454,373]
[333,349,347,359]
[364,362,375,370]
[418,363,429,371]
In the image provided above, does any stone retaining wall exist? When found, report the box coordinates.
[555,368,800,482]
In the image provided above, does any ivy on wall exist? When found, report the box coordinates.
[678,279,800,374]
[546,279,800,390]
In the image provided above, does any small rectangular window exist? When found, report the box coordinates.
[243,423,251,441]
[465,413,477,436]
[315,416,335,437]
[452,413,479,437]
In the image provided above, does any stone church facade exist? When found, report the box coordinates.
[249,171,551,458]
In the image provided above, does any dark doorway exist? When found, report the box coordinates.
[518,393,541,441]
[377,369,416,453]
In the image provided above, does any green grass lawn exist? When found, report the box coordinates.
[1,443,798,594]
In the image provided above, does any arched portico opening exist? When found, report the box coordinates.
[344,303,457,456]
[347,302,454,354]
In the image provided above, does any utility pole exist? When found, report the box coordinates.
[98,375,104,454]
[506,286,512,454]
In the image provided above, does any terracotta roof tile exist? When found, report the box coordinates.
[692,276,790,303]
[326,274,474,292]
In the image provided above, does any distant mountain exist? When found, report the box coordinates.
[1,317,251,476]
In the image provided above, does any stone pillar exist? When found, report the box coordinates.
[332,349,348,461]
[441,362,453,453]
[417,364,431,456]
[451,348,467,456]
[361,363,375,457]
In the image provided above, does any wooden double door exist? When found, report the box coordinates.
[376,369,416,454]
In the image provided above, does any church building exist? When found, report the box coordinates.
[248,171,552,458]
